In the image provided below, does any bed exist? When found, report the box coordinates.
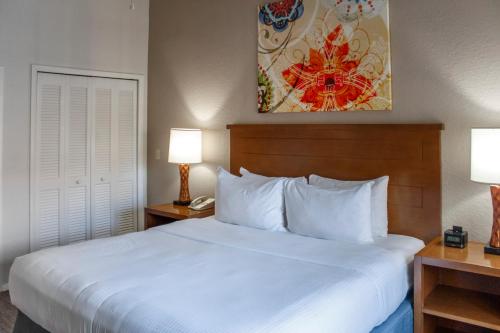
[10,123,443,333]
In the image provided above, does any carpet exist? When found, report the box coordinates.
[0,291,16,333]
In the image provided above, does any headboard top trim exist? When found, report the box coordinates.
[227,123,444,130]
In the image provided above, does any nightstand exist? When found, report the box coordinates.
[414,237,500,333]
[144,203,214,230]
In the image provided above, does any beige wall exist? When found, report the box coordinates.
[0,0,150,286]
[148,0,500,244]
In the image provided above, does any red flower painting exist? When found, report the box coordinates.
[282,25,375,112]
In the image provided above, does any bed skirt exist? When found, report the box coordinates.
[371,294,413,333]
[14,296,413,333]
[13,311,48,333]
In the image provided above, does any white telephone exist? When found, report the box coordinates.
[189,196,215,211]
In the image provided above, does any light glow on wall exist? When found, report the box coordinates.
[184,86,225,122]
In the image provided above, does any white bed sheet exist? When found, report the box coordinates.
[9,217,424,333]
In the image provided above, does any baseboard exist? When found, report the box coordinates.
[0,283,9,292]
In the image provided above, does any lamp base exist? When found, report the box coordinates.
[484,244,500,256]
[175,163,191,205]
[173,200,191,206]
[488,185,500,253]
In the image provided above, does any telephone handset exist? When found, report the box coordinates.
[189,196,215,211]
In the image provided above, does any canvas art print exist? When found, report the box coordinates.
[258,0,392,113]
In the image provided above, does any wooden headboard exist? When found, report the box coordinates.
[227,124,443,243]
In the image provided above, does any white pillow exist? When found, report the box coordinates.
[309,174,389,238]
[239,167,307,183]
[215,167,286,231]
[285,181,374,243]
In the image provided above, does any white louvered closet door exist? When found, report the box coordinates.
[91,78,114,238]
[32,73,138,251]
[33,73,65,249]
[63,75,91,245]
[91,78,138,239]
[115,79,138,235]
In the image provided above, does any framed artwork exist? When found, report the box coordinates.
[258,0,392,113]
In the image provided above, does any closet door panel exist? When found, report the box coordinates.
[38,82,62,181]
[94,87,112,177]
[38,190,61,249]
[115,81,138,235]
[94,183,112,238]
[91,79,114,239]
[66,84,89,178]
[66,186,88,243]
[33,73,65,250]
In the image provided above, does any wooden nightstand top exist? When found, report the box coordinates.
[145,203,214,220]
[416,237,500,278]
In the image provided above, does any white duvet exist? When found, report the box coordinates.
[9,217,424,333]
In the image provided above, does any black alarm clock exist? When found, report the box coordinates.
[444,226,468,248]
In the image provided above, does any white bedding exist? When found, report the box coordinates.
[9,217,424,333]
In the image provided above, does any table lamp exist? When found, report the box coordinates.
[471,128,500,255]
[168,128,202,206]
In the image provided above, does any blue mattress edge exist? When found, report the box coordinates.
[370,293,413,333]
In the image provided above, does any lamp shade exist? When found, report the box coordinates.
[168,128,202,164]
[471,128,500,184]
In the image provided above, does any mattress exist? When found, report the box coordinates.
[9,217,424,333]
